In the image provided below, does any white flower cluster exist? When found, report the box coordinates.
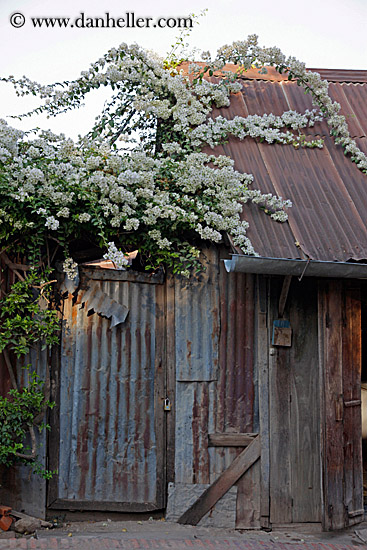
[103,242,129,269]
[63,257,79,280]
[45,216,59,230]
[215,36,367,173]
[0,115,292,260]
[190,110,324,149]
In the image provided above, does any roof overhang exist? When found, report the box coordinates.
[224,255,367,279]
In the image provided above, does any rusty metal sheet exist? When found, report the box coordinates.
[53,272,165,510]
[174,249,257,500]
[307,69,367,83]
[81,284,129,327]
[210,70,367,263]
[217,266,255,434]
[327,83,367,138]
[175,380,216,485]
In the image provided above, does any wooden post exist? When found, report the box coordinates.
[257,276,271,529]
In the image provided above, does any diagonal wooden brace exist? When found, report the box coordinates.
[178,435,261,525]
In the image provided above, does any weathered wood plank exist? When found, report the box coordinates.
[83,268,164,284]
[342,283,363,526]
[319,281,345,531]
[154,282,167,509]
[256,275,271,528]
[269,278,292,525]
[236,457,261,529]
[288,279,321,523]
[269,346,292,524]
[178,436,261,526]
[208,433,257,447]
[278,275,292,318]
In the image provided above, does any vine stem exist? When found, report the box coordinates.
[3,349,18,391]
[14,426,37,460]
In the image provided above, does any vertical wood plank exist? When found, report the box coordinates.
[319,281,345,531]
[256,276,271,528]
[269,345,292,523]
[289,279,321,522]
[236,458,261,528]
[342,282,363,525]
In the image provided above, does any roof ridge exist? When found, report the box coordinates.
[179,62,367,84]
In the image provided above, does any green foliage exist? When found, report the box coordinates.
[0,367,55,478]
[0,269,60,357]
[0,269,59,478]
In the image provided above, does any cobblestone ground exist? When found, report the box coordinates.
[0,538,362,550]
[0,520,366,550]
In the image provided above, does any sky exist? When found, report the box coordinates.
[0,0,366,140]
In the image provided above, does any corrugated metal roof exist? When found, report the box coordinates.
[209,68,367,262]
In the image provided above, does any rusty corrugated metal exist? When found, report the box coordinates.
[174,248,257,488]
[56,271,164,509]
[217,265,254,433]
[210,72,367,262]
[185,63,367,84]
[174,246,220,484]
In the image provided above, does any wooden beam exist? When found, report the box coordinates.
[178,436,261,525]
[208,433,257,447]
[278,275,292,318]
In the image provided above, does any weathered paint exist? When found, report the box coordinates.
[50,270,165,510]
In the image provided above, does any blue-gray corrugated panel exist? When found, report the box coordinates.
[174,247,220,382]
[58,276,159,505]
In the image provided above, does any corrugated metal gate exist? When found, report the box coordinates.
[48,268,166,512]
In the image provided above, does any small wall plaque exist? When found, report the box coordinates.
[272,319,292,347]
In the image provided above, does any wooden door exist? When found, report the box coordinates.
[268,278,321,525]
[319,280,364,530]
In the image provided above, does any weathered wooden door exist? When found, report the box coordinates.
[268,278,321,526]
[319,280,364,530]
[48,268,166,512]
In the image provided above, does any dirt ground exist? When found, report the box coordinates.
[1,517,367,548]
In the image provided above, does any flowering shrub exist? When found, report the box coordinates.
[1,34,365,275]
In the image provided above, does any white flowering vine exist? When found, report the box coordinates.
[0,34,364,280]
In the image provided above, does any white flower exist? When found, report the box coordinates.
[45,216,59,230]
[103,242,129,269]
[63,257,78,280]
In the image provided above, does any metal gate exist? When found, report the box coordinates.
[48,267,166,512]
